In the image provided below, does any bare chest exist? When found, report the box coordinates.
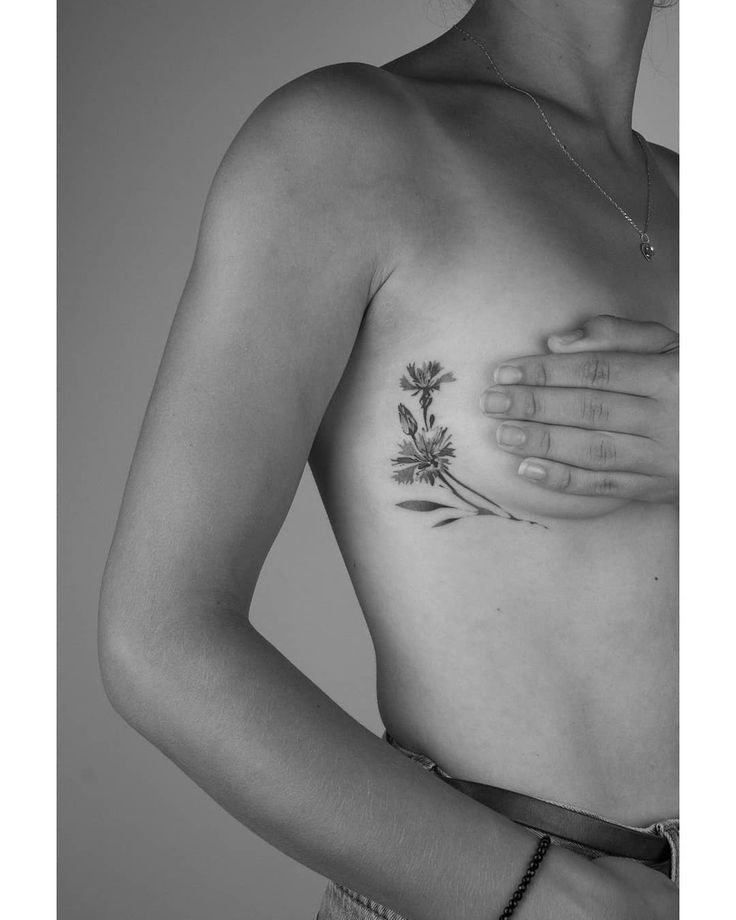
[318,178,677,523]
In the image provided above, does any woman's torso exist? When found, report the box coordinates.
[309,61,678,826]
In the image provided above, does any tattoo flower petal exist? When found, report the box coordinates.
[400,361,456,393]
[391,427,455,486]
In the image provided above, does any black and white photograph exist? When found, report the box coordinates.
[52,1,715,918]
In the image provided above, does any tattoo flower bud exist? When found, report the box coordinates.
[398,403,418,437]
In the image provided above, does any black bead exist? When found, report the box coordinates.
[497,836,552,920]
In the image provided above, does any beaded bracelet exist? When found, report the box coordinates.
[497,834,551,919]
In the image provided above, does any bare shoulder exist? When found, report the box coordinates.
[211,63,419,198]
[254,62,415,127]
[648,142,678,196]
[198,62,425,265]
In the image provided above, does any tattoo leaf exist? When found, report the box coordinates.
[433,517,462,527]
[396,500,455,512]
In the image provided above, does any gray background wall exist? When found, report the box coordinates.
[58,2,678,918]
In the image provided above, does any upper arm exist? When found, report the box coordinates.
[101,65,402,626]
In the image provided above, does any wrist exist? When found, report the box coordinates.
[530,846,640,920]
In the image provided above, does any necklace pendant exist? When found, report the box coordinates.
[640,233,655,261]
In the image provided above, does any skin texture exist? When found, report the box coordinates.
[99,2,678,917]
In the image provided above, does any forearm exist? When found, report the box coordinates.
[100,605,615,920]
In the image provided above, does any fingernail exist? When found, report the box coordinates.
[496,424,526,447]
[481,390,512,414]
[493,365,523,385]
[518,459,547,481]
[549,329,584,346]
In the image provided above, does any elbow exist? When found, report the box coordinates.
[98,555,255,734]
[97,569,165,729]
[98,565,250,730]
[97,598,147,728]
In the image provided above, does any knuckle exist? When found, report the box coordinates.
[579,356,611,387]
[522,388,541,418]
[580,393,610,426]
[554,467,573,491]
[537,428,552,458]
[531,362,548,386]
[593,475,619,496]
[587,435,617,469]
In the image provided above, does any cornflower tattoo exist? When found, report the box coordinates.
[391,361,545,528]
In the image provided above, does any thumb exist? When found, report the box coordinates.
[547,314,679,354]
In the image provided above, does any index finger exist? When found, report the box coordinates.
[492,351,673,397]
[548,315,679,355]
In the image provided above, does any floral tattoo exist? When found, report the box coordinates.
[391,361,545,528]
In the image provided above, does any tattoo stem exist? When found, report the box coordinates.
[445,471,509,513]
[422,399,430,430]
[437,474,497,517]
[444,472,546,528]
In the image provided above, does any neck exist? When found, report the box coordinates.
[459,0,654,142]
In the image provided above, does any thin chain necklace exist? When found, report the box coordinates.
[453,24,655,261]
